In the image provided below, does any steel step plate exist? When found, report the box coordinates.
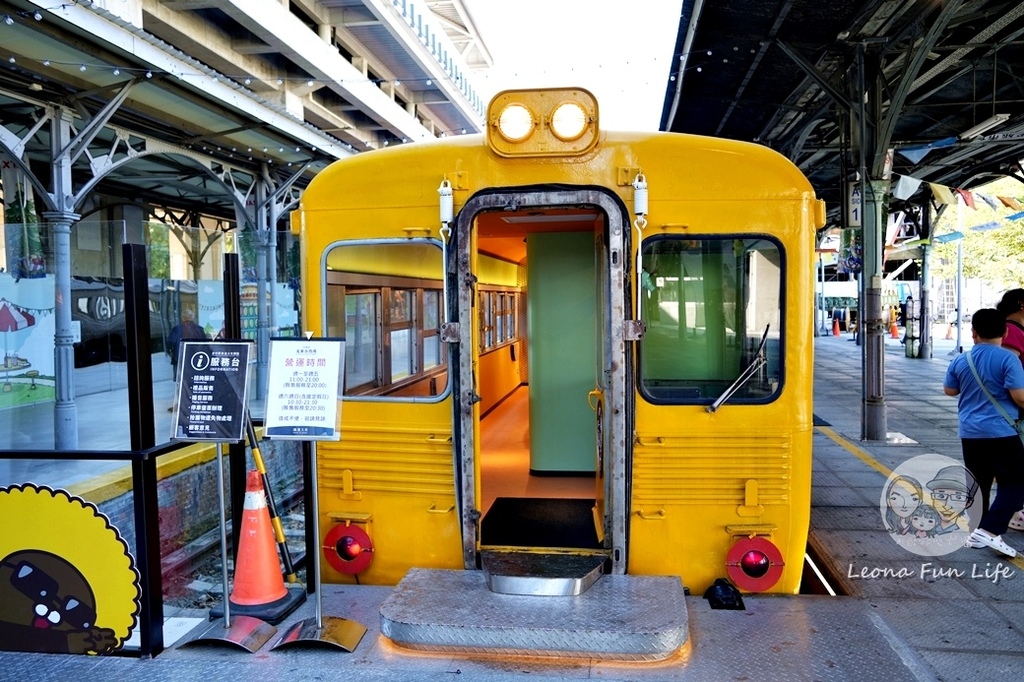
[481,550,605,596]
[379,568,688,660]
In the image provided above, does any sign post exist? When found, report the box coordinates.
[264,337,365,652]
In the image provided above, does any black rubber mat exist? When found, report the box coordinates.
[481,497,601,549]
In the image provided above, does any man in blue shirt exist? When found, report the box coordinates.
[944,308,1024,558]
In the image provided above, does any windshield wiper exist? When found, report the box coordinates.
[706,324,769,413]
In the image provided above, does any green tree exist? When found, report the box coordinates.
[931,176,1024,293]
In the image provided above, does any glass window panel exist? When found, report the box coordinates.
[390,328,412,380]
[345,293,379,390]
[639,236,782,404]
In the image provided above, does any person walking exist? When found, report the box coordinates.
[943,307,1024,558]
[166,308,206,411]
[996,288,1024,532]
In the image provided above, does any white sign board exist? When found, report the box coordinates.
[264,337,345,440]
[847,182,862,227]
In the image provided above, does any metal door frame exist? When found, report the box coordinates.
[450,187,630,574]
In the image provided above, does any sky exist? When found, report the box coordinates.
[465,1,684,132]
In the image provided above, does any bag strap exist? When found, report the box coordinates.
[966,349,1017,428]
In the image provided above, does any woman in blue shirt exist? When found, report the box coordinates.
[944,308,1024,557]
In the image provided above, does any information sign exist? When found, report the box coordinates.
[171,341,252,442]
[264,337,345,440]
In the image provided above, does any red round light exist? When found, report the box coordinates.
[337,535,362,561]
[323,524,373,574]
[740,549,770,578]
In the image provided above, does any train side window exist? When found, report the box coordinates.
[638,235,783,404]
[324,241,447,399]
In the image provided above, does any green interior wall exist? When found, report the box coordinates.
[526,232,597,473]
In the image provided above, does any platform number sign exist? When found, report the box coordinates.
[847,182,862,227]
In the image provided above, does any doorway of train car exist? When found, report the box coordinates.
[451,189,629,574]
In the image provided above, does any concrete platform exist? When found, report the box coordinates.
[0,584,930,681]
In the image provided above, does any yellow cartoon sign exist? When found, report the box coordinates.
[0,483,140,654]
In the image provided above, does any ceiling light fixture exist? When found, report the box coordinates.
[959,114,1010,140]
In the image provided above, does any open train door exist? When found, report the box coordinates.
[451,188,630,575]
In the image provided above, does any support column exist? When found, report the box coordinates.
[267,199,280,338]
[861,179,888,440]
[46,106,81,450]
[44,211,81,449]
[254,180,270,400]
[919,204,933,359]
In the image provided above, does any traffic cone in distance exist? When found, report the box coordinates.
[211,470,305,625]
[832,315,840,336]
[890,317,899,339]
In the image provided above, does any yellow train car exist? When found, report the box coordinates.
[294,87,825,595]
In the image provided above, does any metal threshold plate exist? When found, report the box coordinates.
[482,551,605,596]
[380,568,688,661]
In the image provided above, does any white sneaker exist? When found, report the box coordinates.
[966,529,1018,558]
[1010,511,1024,532]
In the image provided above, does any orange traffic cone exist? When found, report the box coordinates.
[832,315,840,336]
[890,317,899,339]
[211,470,305,625]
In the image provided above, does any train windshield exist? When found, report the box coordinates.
[638,235,782,404]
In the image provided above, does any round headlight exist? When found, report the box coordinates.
[550,101,589,141]
[497,103,534,142]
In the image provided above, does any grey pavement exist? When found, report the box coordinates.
[3,321,1024,680]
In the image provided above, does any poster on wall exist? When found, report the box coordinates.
[0,152,45,280]
[0,273,55,411]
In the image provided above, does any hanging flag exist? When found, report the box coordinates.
[955,189,975,209]
[972,221,1002,231]
[929,183,956,205]
[1006,211,1024,221]
[977,193,1001,211]
[998,196,1024,210]
[895,137,957,165]
[892,175,922,200]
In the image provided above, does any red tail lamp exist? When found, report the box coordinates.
[323,524,373,574]
[725,537,784,592]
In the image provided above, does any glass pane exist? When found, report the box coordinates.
[391,328,413,380]
[345,293,378,390]
[639,236,782,403]
[390,289,412,324]
[423,291,440,370]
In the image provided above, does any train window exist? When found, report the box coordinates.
[324,241,447,398]
[639,236,783,404]
[477,288,521,352]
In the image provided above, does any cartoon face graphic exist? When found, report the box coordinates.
[931,487,970,523]
[881,455,981,557]
[0,484,139,655]
[0,550,115,653]
[910,505,940,534]
[887,477,922,519]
